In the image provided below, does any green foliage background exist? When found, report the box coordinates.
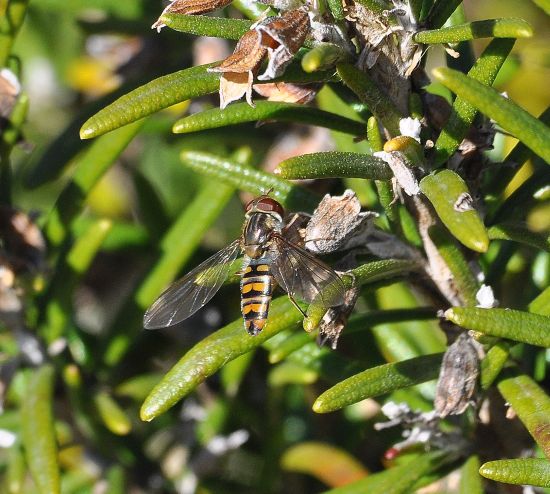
[0,0,549,492]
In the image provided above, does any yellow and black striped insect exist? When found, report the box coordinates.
[144,195,345,335]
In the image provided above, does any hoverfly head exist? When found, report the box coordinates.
[244,192,285,220]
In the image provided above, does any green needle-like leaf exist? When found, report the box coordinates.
[275,152,392,180]
[140,296,302,421]
[433,67,550,164]
[336,63,402,136]
[460,456,484,494]
[322,451,446,494]
[488,223,550,252]
[160,13,251,39]
[173,101,365,136]
[479,458,550,487]
[180,150,318,211]
[22,365,60,494]
[420,170,489,252]
[480,341,511,390]
[6,445,25,494]
[445,307,550,347]
[414,18,532,44]
[313,353,443,413]
[351,259,423,285]
[434,38,514,164]
[498,373,550,458]
[428,225,480,306]
[94,392,132,436]
[80,64,219,139]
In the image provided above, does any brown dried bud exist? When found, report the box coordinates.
[253,82,318,104]
[305,190,377,254]
[256,8,310,80]
[318,285,359,349]
[435,332,480,418]
[152,0,233,31]
[208,30,268,109]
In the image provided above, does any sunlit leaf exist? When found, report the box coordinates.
[160,13,251,39]
[94,392,132,436]
[459,455,483,494]
[22,366,60,494]
[173,101,366,136]
[313,353,443,413]
[446,307,550,347]
[414,18,532,44]
[479,458,550,487]
[420,170,489,252]
[275,152,392,180]
[80,64,219,139]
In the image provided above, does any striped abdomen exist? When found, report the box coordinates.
[240,258,273,335]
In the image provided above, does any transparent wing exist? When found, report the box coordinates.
[271,234,345,308]
[144,239,241,329]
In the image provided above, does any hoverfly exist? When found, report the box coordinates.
[144,195,346,335]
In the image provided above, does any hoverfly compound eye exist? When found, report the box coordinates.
[256,197,285,217]
[244,198,256,212]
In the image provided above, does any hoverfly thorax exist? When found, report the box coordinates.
[242,196,285,259]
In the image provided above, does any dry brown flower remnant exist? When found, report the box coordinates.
[208,8,311,108]
[207,29,268,109]
[253,82,318,104]
[256,7,310,80]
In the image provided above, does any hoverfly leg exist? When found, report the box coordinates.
[287,293,307,317]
